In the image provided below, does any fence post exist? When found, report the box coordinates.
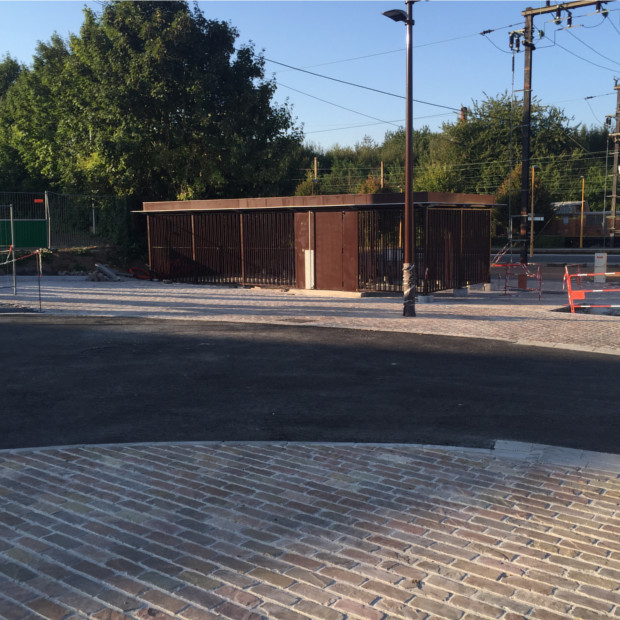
[10,205,16,295]
[45,191,51,249]
[92,196,97,236]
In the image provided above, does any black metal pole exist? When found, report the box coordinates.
[403,0,416,316]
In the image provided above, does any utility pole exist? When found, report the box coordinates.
[610,82,620,247]
[518,1,612,263]
[520,11,534,266]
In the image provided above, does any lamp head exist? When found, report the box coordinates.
[382,9,408,23]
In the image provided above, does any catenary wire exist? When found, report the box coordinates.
[266,58,460,112]
[277,83,403,129]
[564,28,620,68]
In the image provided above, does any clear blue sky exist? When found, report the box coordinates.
[1,1,619,151]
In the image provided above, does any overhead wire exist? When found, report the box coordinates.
[266,58,460,111]
[273,21,525,72]
[606,13,620,36]
[304,111,455,135]
[550,38,619,70]
[277,83,402,129]
[564,28,620,68]
[482,33,515,55]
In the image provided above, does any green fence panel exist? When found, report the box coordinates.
[0,220,47,248]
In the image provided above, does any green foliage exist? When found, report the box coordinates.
[294,170,318,196]
[0,55,21,98]
[0,1,303,200]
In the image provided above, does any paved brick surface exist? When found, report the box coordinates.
[1,273,620,619]
[0,443,619,620]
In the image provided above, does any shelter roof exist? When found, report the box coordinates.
[141,192,498,213]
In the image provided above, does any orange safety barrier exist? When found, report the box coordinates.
[564,265,620,313]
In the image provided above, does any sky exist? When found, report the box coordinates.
[1,0,619,151]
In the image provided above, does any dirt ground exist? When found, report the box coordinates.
[11,246,148,276]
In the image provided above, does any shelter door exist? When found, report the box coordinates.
[315,211,357,291]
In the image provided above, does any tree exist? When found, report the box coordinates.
[3,36,73,187]
[415,94,586,196]
[0,54,22,188]
[0,55,21,98]
[1,1,303,200]
[0,52,49,190]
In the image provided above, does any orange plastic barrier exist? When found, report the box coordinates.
[564,265,620,313]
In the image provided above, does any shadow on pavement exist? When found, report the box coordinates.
[1,316,619,454]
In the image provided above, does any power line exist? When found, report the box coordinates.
[275,49,404,72]
[586,97,606,124]
[547,32,620,71]
[606,13,620,35]
[482,33,515,55]
[564,28,620,68]
[304,112,454,135]
[277,82,402,129]
[274,22,525,72]
[266,58,460,112]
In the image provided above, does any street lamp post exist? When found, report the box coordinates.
[383,1,416,317]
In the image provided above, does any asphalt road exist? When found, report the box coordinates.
[2,315,619,453]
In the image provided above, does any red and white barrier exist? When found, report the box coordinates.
[491,262,542,300]
[564,265,620,313]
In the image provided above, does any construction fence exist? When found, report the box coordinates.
[0,191,128,250]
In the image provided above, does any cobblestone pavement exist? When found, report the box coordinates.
[1,443,619,620]
[1,275,620,619]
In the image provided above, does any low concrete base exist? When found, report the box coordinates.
[417,294,435,304]
[452,286,469,297]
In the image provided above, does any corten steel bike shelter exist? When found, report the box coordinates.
[140,192,495,294]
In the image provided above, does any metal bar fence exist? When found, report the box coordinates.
[147,211,296,286]
[357,207,491,294]
[357,208,403,292]
[242,211,295,286]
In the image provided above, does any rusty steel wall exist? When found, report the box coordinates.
[147,211,294,286]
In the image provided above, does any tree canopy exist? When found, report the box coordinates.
[0,1,303,200]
